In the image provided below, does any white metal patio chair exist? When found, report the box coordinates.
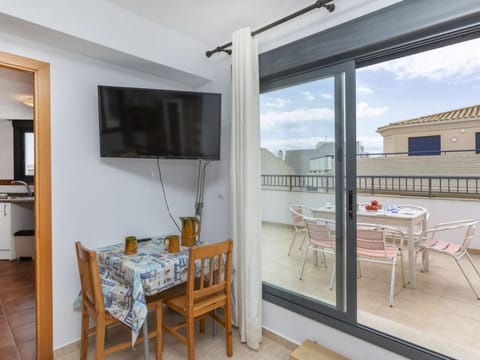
[288,205,315,256]
[415,219,480,299]
[356,223,406,307]
[299,218,336,290]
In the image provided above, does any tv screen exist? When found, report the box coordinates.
[98,86,221,160]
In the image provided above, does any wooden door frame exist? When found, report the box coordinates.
[0,51,52,359]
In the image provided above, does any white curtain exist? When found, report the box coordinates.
[230,27,262,350]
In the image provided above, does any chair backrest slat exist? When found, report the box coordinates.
[305,220,334,248]
[75,241,105,314]
[462,222,478,250]
[357,226,387,256]
[187,239,233,308]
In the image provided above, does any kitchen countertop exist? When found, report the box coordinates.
[0,194,34,203]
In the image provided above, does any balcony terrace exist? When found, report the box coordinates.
[262,186,480,359]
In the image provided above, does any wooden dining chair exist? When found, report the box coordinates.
[75,241,163,359]
[161,239,233,360]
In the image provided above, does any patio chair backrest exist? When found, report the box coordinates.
[434,219,478,247]
[357,225,387,257]
[289,205,314,226]
[305,220,334,248]
[463,222,477,249]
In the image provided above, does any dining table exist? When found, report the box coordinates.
[95,237,193,359]
[313,205,428,288]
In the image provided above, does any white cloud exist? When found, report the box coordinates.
[357,85,373,95]
[321,93,333,100]
[301,91,315,101]
[357,101,388,119]
[356,136,384,154]
[364,38,480,81]
[261,107,334,130]
[261,136,333,152]
[261,97,291,110]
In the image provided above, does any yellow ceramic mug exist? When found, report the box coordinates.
[124,236,137,255]
[163,235,180,253]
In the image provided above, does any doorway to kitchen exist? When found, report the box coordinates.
[0,51,52,359]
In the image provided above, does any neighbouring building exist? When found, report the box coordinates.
[377,104,480,155]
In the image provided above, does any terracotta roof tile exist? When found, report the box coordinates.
[377,104,480,131]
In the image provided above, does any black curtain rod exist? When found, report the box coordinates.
[205,0,335,58]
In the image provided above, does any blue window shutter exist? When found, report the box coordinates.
[408,135,441,156]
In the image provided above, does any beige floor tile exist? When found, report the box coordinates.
[262,222,480,360]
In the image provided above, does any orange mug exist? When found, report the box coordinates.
[124,236,137,255]
[163,235,180,253]
[180,217,201,247]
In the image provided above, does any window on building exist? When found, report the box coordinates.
[408,135,441,156]
[476,132,480,154]
[12,120,34,182]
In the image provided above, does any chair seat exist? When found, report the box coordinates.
[310,239,335,249]
[417,238,462,255]
[357,246,399,260]
[166,292,227,317]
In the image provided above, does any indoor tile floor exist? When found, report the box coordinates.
[0,258,291,360]
[0,259,35,360]
[262,222,480,360]
[56,310,292,359]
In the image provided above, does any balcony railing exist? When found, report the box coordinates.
[261,174,480,198]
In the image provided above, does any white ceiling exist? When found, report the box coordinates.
[0,0,401,109]
[109,0,400,52]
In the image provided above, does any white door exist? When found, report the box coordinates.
[0,203,12,259]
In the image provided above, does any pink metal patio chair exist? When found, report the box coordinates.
[299,219,336,290]
[288,205,315,256]
[416,219,480,299]
[357,223,406,307]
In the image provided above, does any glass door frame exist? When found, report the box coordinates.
[261,60,357,325]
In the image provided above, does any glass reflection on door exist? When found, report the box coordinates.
[260,74,345,309]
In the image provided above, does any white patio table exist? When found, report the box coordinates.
[313,205,428,288]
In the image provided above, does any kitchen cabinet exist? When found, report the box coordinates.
[0,203,12,259]
[0,201,34,260]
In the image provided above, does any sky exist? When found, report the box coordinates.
[260,37,480,154]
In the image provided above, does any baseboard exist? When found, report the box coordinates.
[55,326,299,357]
[53,340,79,358]
[262,326,298,350]
[289,339,347,360]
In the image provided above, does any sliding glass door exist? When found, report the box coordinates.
[261,61,356,321]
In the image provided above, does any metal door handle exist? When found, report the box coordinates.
[348,190,353,219]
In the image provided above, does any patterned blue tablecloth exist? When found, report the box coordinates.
[96,237,191,344]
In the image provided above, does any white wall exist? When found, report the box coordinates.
[0,27,231,348]
[263,302,406,359]
[0,120,13,178]
[0,0,214,83]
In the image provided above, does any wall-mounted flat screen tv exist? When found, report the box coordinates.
[98,86,221,160]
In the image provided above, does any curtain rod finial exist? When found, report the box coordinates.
[325,3,335,12]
